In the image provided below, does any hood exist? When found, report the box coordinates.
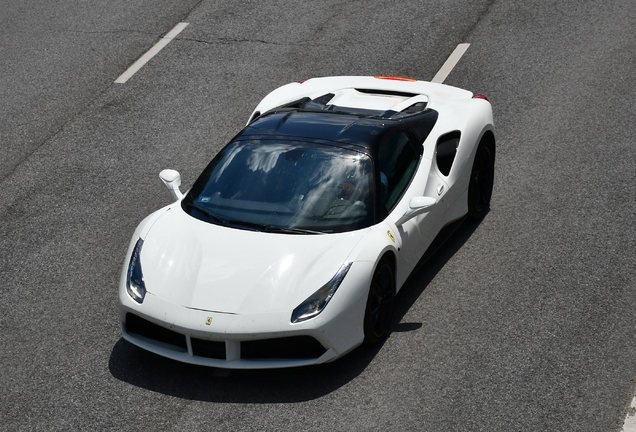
[140,206,368,314]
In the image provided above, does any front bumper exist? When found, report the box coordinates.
[118,261,373,369]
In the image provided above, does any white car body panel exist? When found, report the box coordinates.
[139,206,369,314]
[249,76,472,122]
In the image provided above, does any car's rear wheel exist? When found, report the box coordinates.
[363,259,395,345]
[467,136,495,220]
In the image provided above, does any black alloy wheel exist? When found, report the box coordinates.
[363,260,395,345]
[467,136,495,220]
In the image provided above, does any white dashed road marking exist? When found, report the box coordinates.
[622,397,636,431]
[431,43,470,84]
[115,22,189,84]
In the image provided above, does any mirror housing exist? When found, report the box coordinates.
[159,169,184,201]
[395,196,437,226]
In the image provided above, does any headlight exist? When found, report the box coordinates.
[291,262,352,323]
[126,238,146,303]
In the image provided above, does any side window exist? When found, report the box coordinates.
[436,131,460,176]
[378,131,420,213]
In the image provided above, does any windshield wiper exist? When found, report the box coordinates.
[227,219,322,235]
[183,202,227,226]
[270,226,324,235]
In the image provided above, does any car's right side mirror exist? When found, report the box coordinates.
[159,169,184,201]
[395,196,437,226]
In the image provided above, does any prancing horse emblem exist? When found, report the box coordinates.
[205,317,212,325]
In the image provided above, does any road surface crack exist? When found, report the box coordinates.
[178,36,331,47]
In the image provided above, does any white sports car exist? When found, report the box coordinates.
[118,76,495,369]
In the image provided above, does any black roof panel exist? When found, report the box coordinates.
[237,109,438,152]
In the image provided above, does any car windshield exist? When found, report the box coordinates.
[183,139,375,233]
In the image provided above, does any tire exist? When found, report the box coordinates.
[467,136,495,220]
[363,259,395,345]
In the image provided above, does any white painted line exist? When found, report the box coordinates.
[431,43,471,84]
[622,396,636,432]
[115,22,189,84]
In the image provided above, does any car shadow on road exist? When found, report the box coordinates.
[108,217,483,403]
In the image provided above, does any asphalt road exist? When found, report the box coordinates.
[1,0,635,430]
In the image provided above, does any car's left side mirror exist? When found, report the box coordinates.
[395,196,437,226]
[159,169,184,201]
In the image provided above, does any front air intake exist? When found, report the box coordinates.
[125,313,187,351]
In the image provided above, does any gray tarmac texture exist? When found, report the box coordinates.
[1,0,635,430]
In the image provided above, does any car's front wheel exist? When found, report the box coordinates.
[363,259,395,345]
[467,135,495,220]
